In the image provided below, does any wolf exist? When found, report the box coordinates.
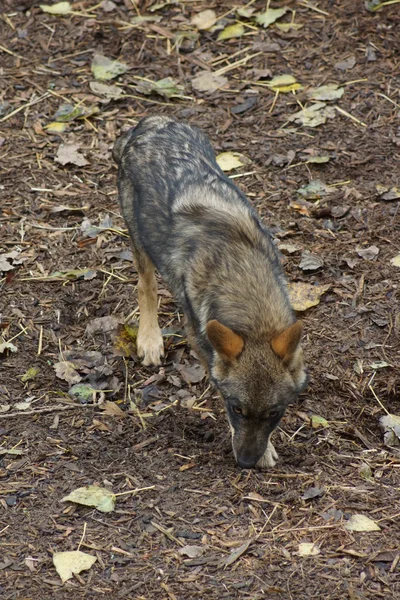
[113,116,308,469]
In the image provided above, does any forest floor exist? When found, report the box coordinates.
[1,1,400,598]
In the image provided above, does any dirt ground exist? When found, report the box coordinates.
[1,0,400,598]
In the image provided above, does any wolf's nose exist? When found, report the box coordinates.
[237,457,257,470]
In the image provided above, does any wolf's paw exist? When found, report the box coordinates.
[256,441,279,469]
[137,328,164,367]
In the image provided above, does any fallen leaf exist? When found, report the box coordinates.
[55,144,89,167]
[308,84,345,101]
[191,71,228,93]
[276,22,304,32]
[113,324,138,357]
[306,155,330,164]
[15,398,34,411]
[136,77,184,99]
[376,185,400,201]
[311,415,329,429]
[89,81,124,99]
[40,2,71,15]
[266,74,302,93]
[0,404,11,413]
[302,486,325,500]
[222,540,251,566]
[53,551,97,584]
[344,514,381,532]
[0,339,18,355]
[191,9,217,30]
[245,492,268,502]
[218,23,245,41]
[178,545,204,558]
[86,315,122,335]
[54,361,82,385]
[101,401,127,418]
[390,254,400,267]
[231,96,258,114]
[297,179,334,200]
[299,251,324,271]
[359,463,373,480]
[54,103,98,122]
[278,243,301,254]
[335,56,356,70]
[288,282,330,312]
[237,6,255,18]
[356,245,379,260]
[255,7,288,28]
[370,360,391,370]
[176,363,206,385]
[49,268,97,280]
[91,53,128,81]
[298,542,320,556]
[0,250,21,272]
[45,122,67,133]
[289,102,336,127]
[62,485,116,513]
[379,414,400,447]
[68,383,98,404]
[216,151,250,172]
[21,367,40,383]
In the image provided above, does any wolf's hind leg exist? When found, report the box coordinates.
[134,247,164,367]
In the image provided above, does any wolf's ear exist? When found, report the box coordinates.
[206,320,244,361]
[271,321,303,362]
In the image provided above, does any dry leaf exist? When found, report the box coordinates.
[86,315,122,335]
[390,255,400,267]
[288,282,330,312]
[176,363,206,384]
[217,23,245,41]
[113,323,138,357]
[299,251,324,271]
[255,7,288,28]
[222,540,251,566]
[54,361,82,385]
[379,414,400,447]
[55,144,89,167]
[89,81,124,99]
[91,53,128,81]
[53,551,97,584]
[298,542,320,556]
[62,485,116,513]
[101,400,127,418]
[191,9,217,30]
[178,545,204,558]
[289,102,336,127]
[308,84,345,101]
[40,2,71,15]
[356,245,379,260]
[344,514,381,532]
[216,151,250,172]
[191,72,228,93]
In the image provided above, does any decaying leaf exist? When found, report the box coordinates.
[217,23,245,41]
[311,415,329,429]
[299,251,324,271]
[266,74,302,93]
[40,2,71,15]
[216,151,250,172]
[356,245,380,260]
[89,81,124,100]
[335,56,356,71]
[21,367,40,383]
[376,185,400,201]
[91,53,128,81]
[302,486,325,500]
[55,144,89,167]
[191,9,217,30]
[390,255,400,267]
[54,103,98,122]
[54,361,82,385]
[191,71,228,93]
[380,414,400,447]
[53,551,97,584]
[101,400,127,418]
[0,339,18,355]
[0,250,22,272]
[298,543,320,556]
[68,383,98,404]
[136,77,184,99]
[86,315,122,335]
[178,545,204,558]
[288,282,330,312]
[308,84,345,101]
[297,179,334,200]
[113,324,138,357]
[255,7,288,28]
[278,243,301,255]
[344,514,381,532]
[176,362,206,385]
[289,102,336,127]
[49,268,97,280]
[276,22,304,32]
[62,485,116,513]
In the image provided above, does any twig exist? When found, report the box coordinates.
[77,522,87,552]
[151,521,185,547]
[0,93,50,123]
[335,106,367,128]
[114,485,155,497]
[0,404,81,420]
[369,384,390,415]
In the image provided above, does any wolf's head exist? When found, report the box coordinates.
[206,319,308,469]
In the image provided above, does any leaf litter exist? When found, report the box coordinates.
[62,485,116,512]
[53,551,97,584]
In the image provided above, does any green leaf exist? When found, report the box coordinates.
[311,415,329,429]
[62,485,116,513]
[256,7,288,28]
[68,383,98,403]
[21,367,40,383]
[40,2,71,15]
[217,23,245,41]
[91,54,128,81]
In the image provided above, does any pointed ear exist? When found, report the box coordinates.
[206,320,244,362]
[271,321,303,362]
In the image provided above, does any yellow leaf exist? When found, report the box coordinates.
[217,23,245,41]
[53,551,96,583]
[298,543,320,556]
[62,485,116,513]
[191,9,217,30]
[266,74,302,93]
[45,122,67,133]
[390,255,400,267]
[311,415,329,429]
[40,2,71,15]
[216,151,250,172]
[344,514,381,532]
[113,323,138,356]
[288,282,330,312]
[256,7,288,28]
[276,22,304,32]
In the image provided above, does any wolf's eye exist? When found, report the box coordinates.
[233,406,242,415]
[268,410,281,420]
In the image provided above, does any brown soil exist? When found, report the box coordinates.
[1,1,399,598]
